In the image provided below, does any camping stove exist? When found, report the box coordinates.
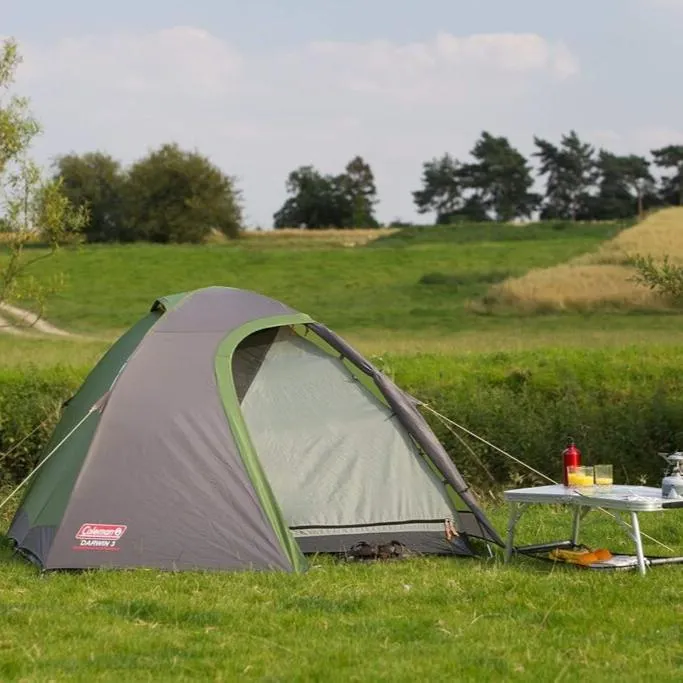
[660,452,683,500]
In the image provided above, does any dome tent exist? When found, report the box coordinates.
[8,287,502,572]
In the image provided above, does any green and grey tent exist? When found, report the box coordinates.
[8,286,502,572]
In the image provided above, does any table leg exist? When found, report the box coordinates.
[505,503,525,562]
[630,511,647,576]
[571,506,582,546]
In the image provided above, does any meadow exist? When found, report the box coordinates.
[1,216,683,681]
[485,208,683,313]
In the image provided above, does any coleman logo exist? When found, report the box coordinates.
[73,523,127,551]
[76,523,127,540]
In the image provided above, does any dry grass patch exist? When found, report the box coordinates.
[583,207,683,265]
[478,264,664,313]
[481,208,683,313]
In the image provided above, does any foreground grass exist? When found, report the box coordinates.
[1,505,681,682]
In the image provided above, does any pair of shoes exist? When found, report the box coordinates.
[347,540,406,561]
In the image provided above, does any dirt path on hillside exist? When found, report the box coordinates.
[0,302,83,338]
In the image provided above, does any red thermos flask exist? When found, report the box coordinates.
[562,440,582,486]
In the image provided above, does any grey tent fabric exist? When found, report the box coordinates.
[240,329,457,538]
[307,322,503,546]
[46,288,299,571]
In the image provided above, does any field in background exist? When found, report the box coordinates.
[236,227,397,248]
[483,208,683,313]
[0,218,648,342]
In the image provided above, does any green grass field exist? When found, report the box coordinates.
[1,505,681,681]
[0,221,643,339]
[2,221,683,681]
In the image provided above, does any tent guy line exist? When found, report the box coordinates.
[422,403,674,553]
[0,403,99,513]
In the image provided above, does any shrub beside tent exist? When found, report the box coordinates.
[7,287,502,572]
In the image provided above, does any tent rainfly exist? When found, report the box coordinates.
[8,287,502,572]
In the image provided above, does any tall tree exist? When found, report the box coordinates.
[534,130,597,219]
[622,154,657,218]
[412,154,466,224]
[0,38,86,325]
[124,143,243,243]
[341,155,378,227]
[53,152,127,242]
[273,165,354,229]
[652,145,683,206]
[593,152,655,219]
[463,132,538,221]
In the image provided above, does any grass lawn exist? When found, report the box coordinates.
[1,504,681,681]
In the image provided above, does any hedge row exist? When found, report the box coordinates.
[0,367,83,487]
[2,347,683,490]
[377,346,683,490]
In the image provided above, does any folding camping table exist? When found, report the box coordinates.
[503,484,683,575]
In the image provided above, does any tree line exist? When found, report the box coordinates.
[31,131,683,242]
[48,146,243,243]
[278,131,683,228]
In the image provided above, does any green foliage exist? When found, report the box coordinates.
[0,38,87,320]
[418,271,512,287]
[379,347,683,490]
[632,254,683,303]
[124,143,243,243]
[533,130,598,220]
[341,155,378,228]
[53,152,127,242]
[412,153,467,223]
[464,131,539,221]
[0,40,39,174]
[593,151,656,219]
[652,144,683,206]
[413,133,539,223]
[0,367,81,486]
[273,156,378,229]
[53,145,244,243]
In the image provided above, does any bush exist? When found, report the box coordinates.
[376,347,683,490]
[2,349,682,491]
[0,367,83,486]
[632,254,683,303]
[419,271,512,288]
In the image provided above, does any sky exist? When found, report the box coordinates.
[3,0,683,227]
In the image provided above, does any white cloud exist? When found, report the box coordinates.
[14,27,580,225]
[22,27,243,97]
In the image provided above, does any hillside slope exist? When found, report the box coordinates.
[481,208,683,313]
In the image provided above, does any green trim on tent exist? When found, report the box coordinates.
[215,313,313,573]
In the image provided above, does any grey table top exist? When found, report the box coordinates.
[503,484,683,512]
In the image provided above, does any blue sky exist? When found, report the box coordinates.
[4,0,683,226]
